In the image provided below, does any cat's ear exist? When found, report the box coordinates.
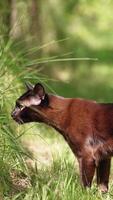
[33,83,45,99]
[25,82,33,90]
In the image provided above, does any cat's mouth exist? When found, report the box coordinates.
[12,116,24,124]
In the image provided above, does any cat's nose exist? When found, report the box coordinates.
[11,109,17,118]
[11,111,14,118]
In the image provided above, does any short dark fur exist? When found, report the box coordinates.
[40,94,49,107]
[11,83,113,192]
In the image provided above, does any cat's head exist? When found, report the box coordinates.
[11,83,49,124]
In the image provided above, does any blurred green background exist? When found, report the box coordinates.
[1,0,113,199]
[1,0,113,101]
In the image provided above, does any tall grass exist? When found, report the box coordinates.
[0,36,33,198]
[1,36,113,200]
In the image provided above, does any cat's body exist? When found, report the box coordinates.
[11,83,113,192]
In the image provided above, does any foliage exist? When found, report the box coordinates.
[1,0,113,199]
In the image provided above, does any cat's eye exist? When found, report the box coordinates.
[16,101,25,110]
[20,105,25,111]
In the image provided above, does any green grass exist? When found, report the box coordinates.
[1,0,113,198]
[1,34,113,200]
[6,131,113,200]
[0,36,31,198]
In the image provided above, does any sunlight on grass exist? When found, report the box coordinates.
[1,12,113,199]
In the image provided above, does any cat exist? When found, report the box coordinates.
[11,82,113,192]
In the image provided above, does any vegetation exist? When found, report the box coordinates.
[1,0,113,199]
